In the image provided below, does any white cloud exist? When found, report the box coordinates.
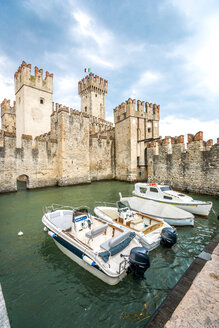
[125,70,163,99]
[54,75,80,109]
[160,115,219,143]
[72,11,113,50]
[0,55,15,103]
[167,0,219,96]
[0,74,14,102]
[70,9,146,71]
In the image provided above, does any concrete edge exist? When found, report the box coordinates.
[0,284,11,328]
[144,233,219,328]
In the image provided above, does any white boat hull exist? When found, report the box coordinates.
[172,203,212,217]
[164,217,194,226]
[133,193,212,217]
[120,196,194,226]
[54,239,126,285]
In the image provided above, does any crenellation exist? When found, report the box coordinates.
[0,61,218,195]
[147,132,219,195]
[114,98,160,123]
[194,131,203,141]
[14,62,53,95]
[78,72,107,119]
[78,72,108,94]
[0,130,4,148]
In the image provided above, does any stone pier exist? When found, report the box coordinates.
[0,284,10,328]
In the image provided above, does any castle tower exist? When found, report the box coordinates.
[14,61,53,147]
[114,98,160,181]
[1,99,16,133]
[78,73,108,119]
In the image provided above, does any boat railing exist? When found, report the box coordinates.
[118,257,128,274]
[94,201,116,208]
[44,204,90,214]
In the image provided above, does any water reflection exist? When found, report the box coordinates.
[0,181,218,328]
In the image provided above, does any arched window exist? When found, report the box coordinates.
[17,175,29,190]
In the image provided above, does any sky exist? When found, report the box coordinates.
[0,0,219,142]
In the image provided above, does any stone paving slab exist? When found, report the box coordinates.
[0,284,10,328]
[165,245,219,328]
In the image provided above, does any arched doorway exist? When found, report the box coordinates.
[17,175,29,191]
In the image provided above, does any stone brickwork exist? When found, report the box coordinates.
[146,132,219,196]
[78,73,108,119]
[1,99,16,133]
[0,131,58,192]
[14,61,53,147]
[0,61,218,196]
[114,98,160,182]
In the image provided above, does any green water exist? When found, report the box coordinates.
[0,181,218,328]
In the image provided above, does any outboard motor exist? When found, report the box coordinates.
[160,227,177,248]
[128,247,150,278]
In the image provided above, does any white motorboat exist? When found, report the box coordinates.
[119,193,194,226]
[42,204,150,285]
[132,183,212,217]
[94,201,177,251]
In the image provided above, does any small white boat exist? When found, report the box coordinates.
[94,201,177,251]
[42,204,150,285]
[119,194,194,226]
[132,183,212,217]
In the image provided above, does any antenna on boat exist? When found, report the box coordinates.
[72,209,76,230]
[119,192,122,200]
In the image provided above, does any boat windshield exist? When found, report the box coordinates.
[117,201,130,212]
[160,186,172,191]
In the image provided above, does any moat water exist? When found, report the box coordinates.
[0,181,218,328]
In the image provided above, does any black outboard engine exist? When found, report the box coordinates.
[128,247,150,278]
[160,227,177,248]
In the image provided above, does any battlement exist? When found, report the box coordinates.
[89,115,113,135]
[78,72,108,95]
[187,131,203,143]
[1,99,16,133]
[52,103,113,125]
[1,99,16,116]
[14,61,53,94]
[147,131,219,154]
[114,98,160,123]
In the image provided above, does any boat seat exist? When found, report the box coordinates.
[100,231,130,251]
[50,212,60,219]
[49,211,73,230]
[85,224,108,239]
[130,217,143,225]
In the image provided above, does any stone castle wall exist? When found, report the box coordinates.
[0,131,58,192]
[114,98,160,182]
[0,62,218,196]
[14,62,54,148]
[146,132,219,196]
[0,103,115,193]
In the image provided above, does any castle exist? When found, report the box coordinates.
[0,61,218,196]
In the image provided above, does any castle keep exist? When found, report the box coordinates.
[0,61,218,195]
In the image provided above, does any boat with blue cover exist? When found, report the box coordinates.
[42,204,150,285]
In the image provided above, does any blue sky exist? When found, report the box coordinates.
[0,0,219,141]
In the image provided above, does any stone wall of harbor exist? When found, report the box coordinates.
[0,104,115,193]
[146,132,219,196]
[0,131,58,192]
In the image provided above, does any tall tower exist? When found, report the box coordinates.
[114,99,160,181]
[78,73,108,119]
[14,61,53,147]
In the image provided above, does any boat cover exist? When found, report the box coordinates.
[98,232,136,263]
[121,196,194,221]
